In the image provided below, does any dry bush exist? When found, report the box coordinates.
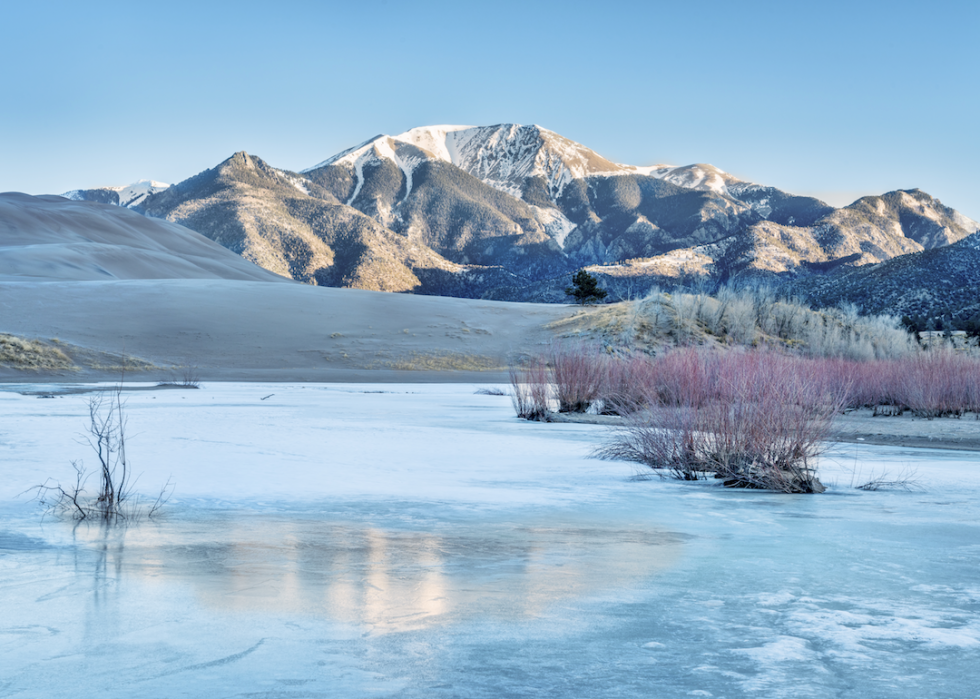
[509,361,552,420]
[600,355,660,416]
[823,351,980,417]
[892,351,980,417]
[854,467,922,492]
[33,386,172,522]
[0,334,74,370]
[597,350,844,493]
[550,343,608,413]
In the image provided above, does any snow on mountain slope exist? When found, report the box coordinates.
[309,136,431,205]
[62,179,170,208]
[307,124,752,204]
[307,124,636,201]
[630,163,735,195]
[401,124,625,199]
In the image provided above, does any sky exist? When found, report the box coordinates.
[1,0,977,219]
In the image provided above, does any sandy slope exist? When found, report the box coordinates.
[0,193,287,282]
[0,193,579,381]
[0,280,573,382]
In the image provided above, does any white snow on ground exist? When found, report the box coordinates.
[629,164,734,195]
[310,136,426,204]
[2,383,977,698]
[395,124,475,163]
[275,169,310,195]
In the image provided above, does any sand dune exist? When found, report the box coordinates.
[0,280,572,381]
[0,193,287,282]
[0,193,579,381]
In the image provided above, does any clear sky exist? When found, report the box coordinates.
[2,0,977,219]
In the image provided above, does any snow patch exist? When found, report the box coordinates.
[528,205,577,247]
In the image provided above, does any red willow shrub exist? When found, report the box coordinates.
[601,355,660,416]
[597,350,844,493]
[891,352,980,417]
[820,352,980,417]
[509,360,552,420]
[512,343,979,490]
[549,343,608,413]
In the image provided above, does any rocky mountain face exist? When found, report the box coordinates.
[60,124,979,305]
[786,230,980,326]
[136,152,498,294]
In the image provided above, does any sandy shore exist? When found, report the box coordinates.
[830,409,980,452]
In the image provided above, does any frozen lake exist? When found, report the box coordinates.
[1,383,977,698]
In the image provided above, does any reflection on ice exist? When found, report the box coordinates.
[74,515,685,634]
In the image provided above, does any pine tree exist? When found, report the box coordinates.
[565,270,608,305]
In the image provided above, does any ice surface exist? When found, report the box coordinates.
[1,383,978,697]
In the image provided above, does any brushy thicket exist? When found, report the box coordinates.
[601,286,920,361]
[831,352,980,418]
[510,342,980,493]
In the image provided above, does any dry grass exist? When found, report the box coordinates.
[385,352,504,372]
[0,333,156,373]
[0,334,75,370]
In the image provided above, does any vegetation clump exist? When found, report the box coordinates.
[510,333,980,493]
[0,334,74,370]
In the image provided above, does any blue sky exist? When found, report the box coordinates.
[2,0,977,219]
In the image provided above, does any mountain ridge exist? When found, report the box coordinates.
[52,123,979,312]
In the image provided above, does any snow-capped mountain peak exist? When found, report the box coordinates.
[62,179,170,208]
[305,123,748,203]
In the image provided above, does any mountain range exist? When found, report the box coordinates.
[57,124,980,319]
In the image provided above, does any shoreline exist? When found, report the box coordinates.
[4,373,979,453]
[542,408,980,453]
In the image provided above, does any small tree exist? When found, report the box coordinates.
[565,270,608,305]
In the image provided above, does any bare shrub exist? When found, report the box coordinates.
[855,467,922,492]
[893,351,980,418]
[509,361,552,420]
[600,355,659,416]
[713,288,757,344]
[651,348,718,408]
[597,350,844,493]
[33,386,172,522]
[550,343,607,413]
[158,366,201,388]
[475,387,507,396]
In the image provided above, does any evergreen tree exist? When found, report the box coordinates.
[565,270,608,305]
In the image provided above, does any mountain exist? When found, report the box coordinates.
[63,179,170,208]
[136,151,515,294]
[787,230,980,325]
[0,192,287,282]
[300,125,976,288]
[59,123,979,302]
